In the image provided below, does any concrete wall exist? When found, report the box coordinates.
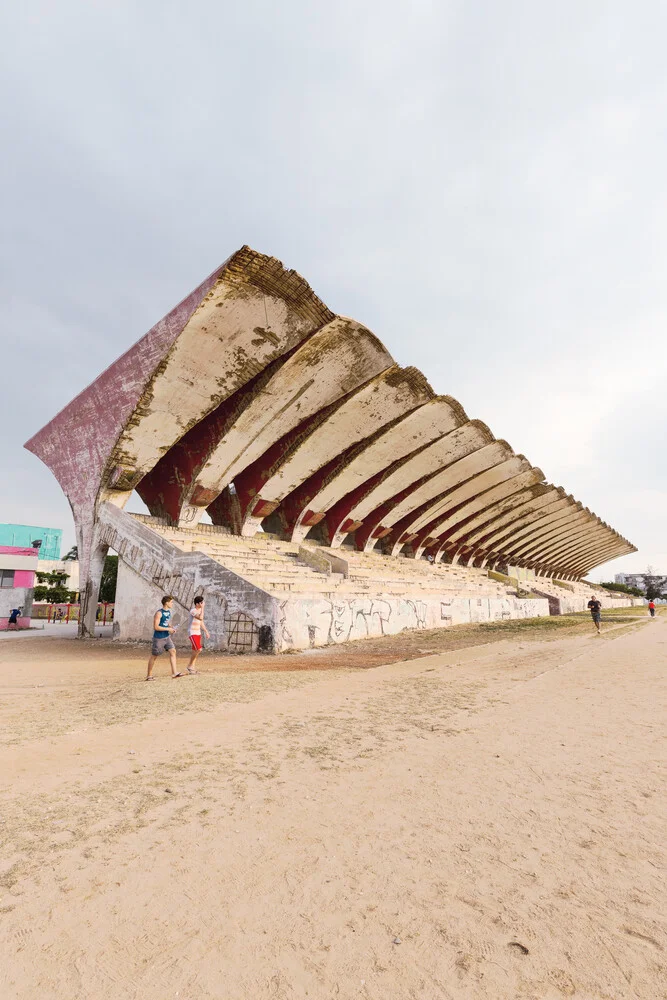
[276,593,550,651]
[100,503,278,652]
[104,503,554,654]
[0,586,33,629]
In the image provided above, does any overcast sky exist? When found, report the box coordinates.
[2,1,665,579]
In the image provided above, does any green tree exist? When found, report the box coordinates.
[600,582,644,597]
[34,571,77,604]
[99,555,118,602]
[643,566,666,601]
[63,545,78,561]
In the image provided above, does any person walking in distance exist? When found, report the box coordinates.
[7,607,21,630]
[146,595,184,680]
[587,595,602,634]
[186,595,209,674]
[648,599,656,618]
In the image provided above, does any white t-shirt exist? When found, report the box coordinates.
[188,606,203,636]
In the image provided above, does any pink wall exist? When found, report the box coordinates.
[0,545,39,557]
[0,617,31,630]
[13,570,35,588]
[23,263,228,519]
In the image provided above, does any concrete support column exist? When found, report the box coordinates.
[79,532,108,638]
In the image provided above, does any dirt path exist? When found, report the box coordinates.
[1,617,665,998]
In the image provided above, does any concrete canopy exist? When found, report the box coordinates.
[24,246,637,634]
[468,491,574,553]
[444,487,565,554]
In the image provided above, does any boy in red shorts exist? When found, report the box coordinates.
[187,595,210,674]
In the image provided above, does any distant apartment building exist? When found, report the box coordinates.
[0,522,80,593]
[0,524,81,625]
[37,556,80,597]
[0,523,62,561]
[615,573,647,590]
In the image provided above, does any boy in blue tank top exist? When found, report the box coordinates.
[146,595,184,679]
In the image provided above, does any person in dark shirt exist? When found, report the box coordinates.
[146,595,183,679]
[587,597,602,634]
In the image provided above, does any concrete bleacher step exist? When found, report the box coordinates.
[134,514,522,603]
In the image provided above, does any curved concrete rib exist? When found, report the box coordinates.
[563,548,628,580]
[394,463,544,559]
[508,517,606,567]
[569,541,635,577]
[385,457,533,557]
[475,497,588,568]
[515,526,608,574]
[377,454,524,556]
[426,466,546,561]
[465,489,570,551]
[280,396,469,543]
[371,441,512,534]
[520,524,620,574]
[449,488,542,565]
[444,486,564,554]
[169,317,394,526]
[552,542,628,580]
[499,504,593,561]
[448,487,542,566]
[105,247,334,508]
[540,530,632,576]
[471,490,574,564]
[225,366,435,537]
[340,420,493,551]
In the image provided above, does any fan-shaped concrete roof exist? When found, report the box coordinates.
[25,246,636,593]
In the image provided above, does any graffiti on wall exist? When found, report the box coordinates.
[280,595,431,649]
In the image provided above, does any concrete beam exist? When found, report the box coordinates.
[446,485,564,548]
[165,317,394,527]
[232,366,434,537]
[466,491,574,552]
[382,455,531,557]
[347,420,493,551]
[411,466,544,559]
[280,397,470,543]
[445,487,566,550]
[501,506,595,561]
[525,528,626,575]
[512,525,609,571]
[557,539,636,577]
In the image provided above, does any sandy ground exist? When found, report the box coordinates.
[1,613,665,999]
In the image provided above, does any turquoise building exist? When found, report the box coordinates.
[0,524,62,561]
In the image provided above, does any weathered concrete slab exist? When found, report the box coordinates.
[283,396,469,543]
[230,366,434,537]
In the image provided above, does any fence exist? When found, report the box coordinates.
[31,602,115,624]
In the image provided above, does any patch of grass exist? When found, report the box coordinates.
[477,610,648,634]
[478,615,584,633]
